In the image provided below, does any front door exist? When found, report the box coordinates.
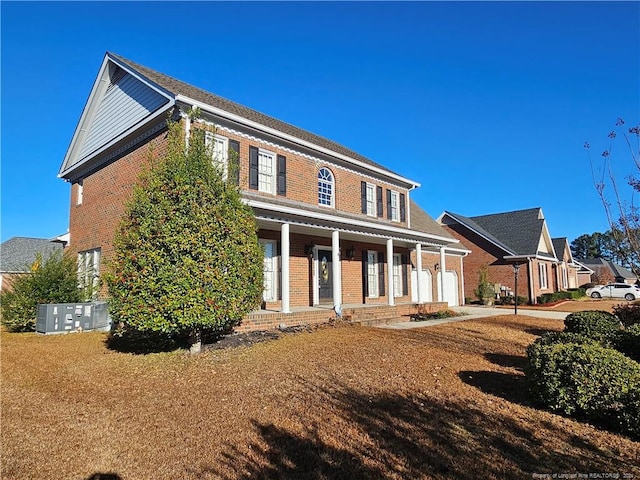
[317,249,333,303]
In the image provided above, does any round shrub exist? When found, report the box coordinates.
[526,340,640,439]
[612,302,640,328]
[564,310,621,341]
[612,324,640,362]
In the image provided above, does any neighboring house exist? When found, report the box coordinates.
[0,237,65,291]
[577,258,637,285]
[438,208,579,304]
[58,52,467,331]
[574,259,595,287]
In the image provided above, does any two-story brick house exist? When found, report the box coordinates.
[58,52,467,331]
[438,208,580,304]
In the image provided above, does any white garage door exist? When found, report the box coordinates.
[437,271,459,306]
[411,268,432,303]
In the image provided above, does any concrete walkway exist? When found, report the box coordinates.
[378,305,568,330]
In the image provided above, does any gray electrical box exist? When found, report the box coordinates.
[36,302,110,334]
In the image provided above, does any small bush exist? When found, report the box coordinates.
[537,290,584,304]
[496,295,528,306]
[564,310,621,341]
[612,324,640,362]
[410,309,461,322]
[613,302,640,328]
[526,340,640,439]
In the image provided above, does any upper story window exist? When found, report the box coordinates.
[76,180,84,206]
[365,183,375,216]
[386,189,406,223]
[258,149,275,193]
[539,263,548,289]
[249,146,285,195]
[318,167,334,207]
[389,190,399,221]
[205,132,228,180]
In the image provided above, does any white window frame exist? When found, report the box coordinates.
[258,148,275,194]
[78,248,101,298]
[76,180,84,206]
[318,167,334,207]
[367,250,379,298]
[561,265,568,289]
[260,240,278,302]
[393,253,403,298]
[365,183,376,217]
[539,262,548,290]
[205,132,229,180]
[390,190,400,222]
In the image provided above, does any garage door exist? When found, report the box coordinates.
[437,271,459,306]
[411,268,432,303]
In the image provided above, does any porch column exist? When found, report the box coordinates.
[387,238,395,306]
[332,230,342,310]
[438,246,446,302]
[415,243,423,303]
[280,223,291,313]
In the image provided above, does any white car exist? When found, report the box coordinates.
[586,283,640,301]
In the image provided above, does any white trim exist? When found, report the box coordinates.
[281,224,290,313]
[176,95,420,189]
[246,198,457,245]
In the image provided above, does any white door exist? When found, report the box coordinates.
[437,271,459,306]
[411,268,433,302]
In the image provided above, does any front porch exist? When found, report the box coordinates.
[239,301,449,332]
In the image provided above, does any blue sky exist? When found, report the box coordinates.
[1,1,639,245]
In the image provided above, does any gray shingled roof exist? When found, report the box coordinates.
[409,200,458,243]
[0,237,63,273]
[552,237,568,260]
[109,52,398,177]
[444,207,554,258]
[578,258,636,280]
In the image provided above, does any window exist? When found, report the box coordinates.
[318,168,334,207]
[258,149,275,193]
[561,265,568,289]
[393,254,403,297]
[365,183,375,216]
[205,132,228,180]
[367,251,379,298]
[539,263,548,289]
[76,180,84,206]
[260,240,278,302]
[78,248,101,298]
[390,191,399,221]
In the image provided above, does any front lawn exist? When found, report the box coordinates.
[1,315,638,479]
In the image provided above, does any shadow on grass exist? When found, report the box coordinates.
[484,352,527,370]
[459,370,533,407]
[104,325,230,354]
[85,473,121,480]
[198,377,623,480]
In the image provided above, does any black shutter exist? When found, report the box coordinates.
[378,252,385,297]
[402,254,409,296]
[277,155,286,195]
[362,250,369,299]
[386,190,392,220]
[377,186,383,217]
[229,140,240,185]
[249,146,259,190]
[400,193,406,223]
[361,182,367,214]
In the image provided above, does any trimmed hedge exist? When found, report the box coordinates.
[564,310,621,342]
[526,337,640,439]
[537,289,586,305]
[612,324,640,363]
[612,302,640,328]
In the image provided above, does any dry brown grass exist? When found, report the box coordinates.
[2,314,639,480]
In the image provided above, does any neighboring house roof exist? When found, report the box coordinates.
[60,52,418,189]
[578,258,636,281]
[409,200,468,253]
[440,207,557,261]
[0,237,63,273]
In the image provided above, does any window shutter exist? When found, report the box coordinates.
[362,250,369,299]
[377,186,383,217]
[402,254,409,296]
[277,155,287,195]
[400,193,406,222]
[249,146,259,190]
[361,182,367,214]
[378,252,385,297]
[229,140,240,185]
[386,189,392,220]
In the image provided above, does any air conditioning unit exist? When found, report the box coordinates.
[36,302,110,334]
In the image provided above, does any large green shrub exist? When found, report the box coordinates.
[613,302,640,328]
[106,118,264,353]
[526,339,640,439]
[563,310,621,341]
[612,324,640,362]
[0,250,82,332]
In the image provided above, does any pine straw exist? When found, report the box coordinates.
[2,315,638,480]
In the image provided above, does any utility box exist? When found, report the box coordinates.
[36,302,110,334]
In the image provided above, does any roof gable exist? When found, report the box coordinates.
[59,54,174,177]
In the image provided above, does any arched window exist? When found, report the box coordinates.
[318,167,334,207]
